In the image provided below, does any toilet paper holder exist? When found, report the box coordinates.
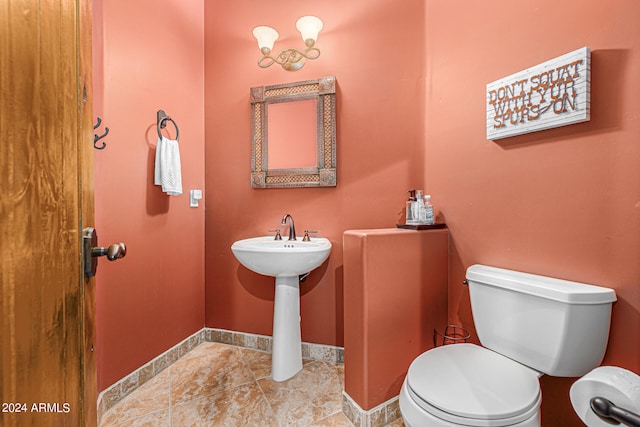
[591,397,640,427]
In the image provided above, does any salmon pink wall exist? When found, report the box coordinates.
[423,0,640,425]
[93,0,205,390]
[343,229,448,410]
[204,0,426,347]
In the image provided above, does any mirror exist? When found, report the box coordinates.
[267,100,317,169]
[250,76,336,188]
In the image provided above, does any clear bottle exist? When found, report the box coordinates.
[423,194,435,225]
[406,190,417,224]
[415,190,424,223]
[414,190,425,224]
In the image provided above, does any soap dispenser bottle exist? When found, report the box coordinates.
[406,190,417,224]
[423,194,435,225]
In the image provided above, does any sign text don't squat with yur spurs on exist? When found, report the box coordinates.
[486,47,590,140]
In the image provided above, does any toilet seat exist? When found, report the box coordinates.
[406,344,541,426]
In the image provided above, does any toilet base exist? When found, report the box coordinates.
[399,378,540,427]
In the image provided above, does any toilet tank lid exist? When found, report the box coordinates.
[466,265,617,305]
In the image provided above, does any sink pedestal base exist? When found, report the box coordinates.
[271,276,302,382]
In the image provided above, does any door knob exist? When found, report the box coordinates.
[91,242,127,261]
[83,228,126,278]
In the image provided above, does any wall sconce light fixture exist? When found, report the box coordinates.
[252,16,323,71]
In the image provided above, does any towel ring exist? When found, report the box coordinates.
[157,110,180,141]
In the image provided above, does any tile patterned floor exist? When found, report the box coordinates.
[100,342,356,426]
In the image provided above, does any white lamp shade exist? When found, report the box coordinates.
[296,16,323,42]
[252,26,279,51]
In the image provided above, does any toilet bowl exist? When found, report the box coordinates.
[400,344,541,426]
[399,264,617,427]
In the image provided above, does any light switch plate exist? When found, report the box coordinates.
[190,189,202,207]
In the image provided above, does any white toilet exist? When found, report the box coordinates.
[399,264,617,427]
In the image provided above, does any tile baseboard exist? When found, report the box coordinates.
[97,327,345,423]
[97,329,206,423]
[206,327,344,364]
[342,391,402,427]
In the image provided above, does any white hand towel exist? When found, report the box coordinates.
[154,137,164,186]
[154,136,183,196]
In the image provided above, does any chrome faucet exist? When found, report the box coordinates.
[281,214,296,241]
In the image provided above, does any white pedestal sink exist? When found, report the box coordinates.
[231,236,331,381]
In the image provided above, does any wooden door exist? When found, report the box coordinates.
[1,0,96,426]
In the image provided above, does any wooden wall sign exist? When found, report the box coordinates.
[486,47,590,140]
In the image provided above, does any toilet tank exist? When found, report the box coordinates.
[466,265,617,377]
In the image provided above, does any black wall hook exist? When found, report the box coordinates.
[94,117,109,150]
